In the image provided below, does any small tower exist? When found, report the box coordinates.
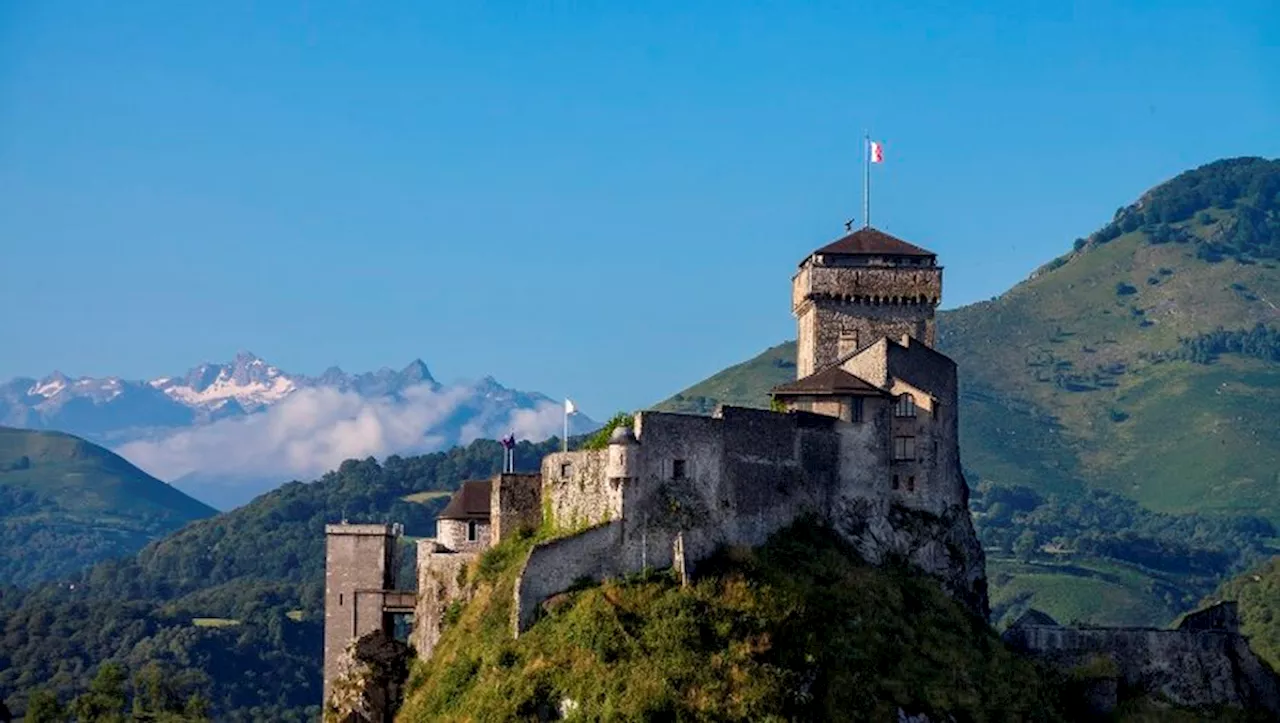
[605,423,639,517]
[792,226,941,378]
[322,523,397,706]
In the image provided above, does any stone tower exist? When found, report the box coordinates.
[792,226,942,378]
[323,523,398,706]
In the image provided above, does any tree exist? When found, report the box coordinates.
[24,690,65,723]
[1013,530,1039,562]
[70,663,128,723]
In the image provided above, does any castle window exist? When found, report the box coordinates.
[339,593,343,606]
[894,436,916,461]
[672,459,687,481]
[892,475,900,490]
[907,476,916,492]
[838,330,860,357]
[560,462,573,478]
[467,520,478,542]
[848,397,864,423]
[895,394,916,418]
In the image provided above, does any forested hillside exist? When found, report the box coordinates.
[0,436,561,721]
[0,427,215,586]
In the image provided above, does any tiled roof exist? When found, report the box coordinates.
[771,366,888,397]
[811,226,935,258]
[438,479,491,520]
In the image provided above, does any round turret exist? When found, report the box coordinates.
[606,424,639,480]
[608,424,638,446]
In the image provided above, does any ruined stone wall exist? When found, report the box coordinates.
[323,524,395,706]
[491,473,542,542]
[541,450,618,532]
[411,541,477,660]
[1004,624,1280,716]
[436,519,490,552]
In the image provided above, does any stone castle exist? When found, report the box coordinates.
[321,224,1280,718]
[323,225,988,704]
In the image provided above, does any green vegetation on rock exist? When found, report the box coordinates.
[1209,556,1280,672]
[0,426,215,586]
[401,523,1066,722]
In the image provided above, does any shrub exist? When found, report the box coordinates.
[1115,282,1138,296]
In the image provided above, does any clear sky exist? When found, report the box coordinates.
[1,1,1277,417]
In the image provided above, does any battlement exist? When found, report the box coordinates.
[792,265,943,313]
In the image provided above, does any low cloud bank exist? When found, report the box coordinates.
[116,383,568,502]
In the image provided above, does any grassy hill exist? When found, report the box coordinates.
[400,523,1068,722]
[0,426,216,586]
[658,157,1280,521]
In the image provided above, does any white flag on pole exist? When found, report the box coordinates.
[565,398,578,415]
[870,141,884,163]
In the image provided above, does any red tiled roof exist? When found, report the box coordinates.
[438,479,491,520]
[811,227,935,258]
[771,367,888,397]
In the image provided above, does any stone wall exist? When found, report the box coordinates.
[513,521,627,632]
[541,450,618,532]
[1003,614,1280,716]
[411,541,477,660]
[491,473,542,542]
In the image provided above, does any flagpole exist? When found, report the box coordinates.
[563,404,568,453]
[863,132,870,229]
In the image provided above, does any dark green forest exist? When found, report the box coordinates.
[1085,156,1280,261]
[0,436,562,721]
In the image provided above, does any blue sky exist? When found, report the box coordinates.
[1,1,1277,417]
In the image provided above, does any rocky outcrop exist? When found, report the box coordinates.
[835,497,988,619]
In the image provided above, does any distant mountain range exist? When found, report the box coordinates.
[0,352,598,509]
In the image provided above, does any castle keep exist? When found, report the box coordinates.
[323,226,988,695]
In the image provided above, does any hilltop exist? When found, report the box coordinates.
[659,157,1280,521]
[0,426,215,586]
[400,523,1066,722]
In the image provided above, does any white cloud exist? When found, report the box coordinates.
[116,383,567,491]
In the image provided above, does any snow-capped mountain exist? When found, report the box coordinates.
[0,352,447,440]
[1,353,598,509]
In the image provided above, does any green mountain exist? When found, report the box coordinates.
[0,436,561,721]
[0,426,216,586]
[659,157,1280,521]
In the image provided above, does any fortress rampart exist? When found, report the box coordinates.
[1003,604,1280,716]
